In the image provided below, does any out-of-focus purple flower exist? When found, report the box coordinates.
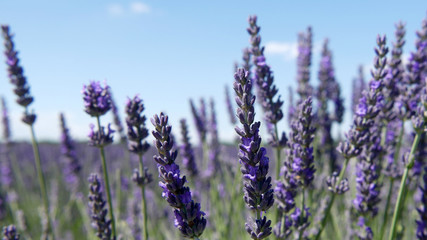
[316,39,344,173]
[296,27,313,100]
[1,25,36,125]
[225,85,237,125]
[416,167,427,239]
[190,99,207,144]
[287,87,296,127]
[205,99,221,177]
[179,119,198,177]
[357,217,373,240]
[2,225,19,240]
[291,207,311,231]
[326,171,349,194]
[82,81,112,117]
[88,123,114,148]
[352,66,366,115]
[59,113,81,191]
[273,214,292,239]
[234,68,274,239]
[1,97,11,146]
[151,113,206,238]
[87,173,112,240]
[109,90,126,143]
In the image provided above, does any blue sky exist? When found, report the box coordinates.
[0,1,426,143]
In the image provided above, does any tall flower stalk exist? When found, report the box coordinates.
[315,35,388,240]
[125,95,152,240]
[83,81,116,238]
[151,112,207,239]
[233,68,274,239]
[1,25,54,240]
[247,15,287,181]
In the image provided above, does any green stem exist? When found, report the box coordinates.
[139,154,149,240]
[388,132,422,240]
[298,190,305,240]
[274,123,282,181]
[379,125,404,240]
[29,124,54,240]
[314,157,350,240]
[96,116,117,238]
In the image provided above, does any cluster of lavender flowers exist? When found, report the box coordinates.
[151,113,206,239]
[233,68,274,239]
[4,10,427,240]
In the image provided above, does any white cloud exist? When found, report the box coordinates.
[107,3,125,16]
[107,2,150,16]
[264,41,298,61]
[130,2,150,14]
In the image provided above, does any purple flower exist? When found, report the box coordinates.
[1,25,36,125]
[87,173,112,240]
[82,81,112,117]
[125,95,150,156]
[352,66,366,115]
[417,167,427,239]
[224,85,237,125]
[205,99,221,178]
[180,119,198,177]
[1,97,11,146]
[357,217,373,240]
[338,35,388,160]
[151,113,206,238]
[287,98,316,187]
[59,113,81,191]
[189,99,207,144]
[248,18,284,125]
[296,27,314,101]
[234,68,274,239]
[88,123,115,147]
[316,39,344,173]
[291,207,311,231]
[2,225,19,240]
[109,90,126,143]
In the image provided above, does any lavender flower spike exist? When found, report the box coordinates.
[234,68,274,239]
[1,97,11,146]
[151,113,206,239]
[2,225,19,240]
[1,25,36,125]
[109,90,126,143]
[288,97,316,188]
[180,119,198,177]
[125,95,150,157]
[83,81,116,238]
[88,174,112,240]
[59,113,81,191]
[126,95,152,240]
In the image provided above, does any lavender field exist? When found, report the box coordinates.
[1,3,427,240]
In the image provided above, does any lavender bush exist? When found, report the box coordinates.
[1,11,427,240]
